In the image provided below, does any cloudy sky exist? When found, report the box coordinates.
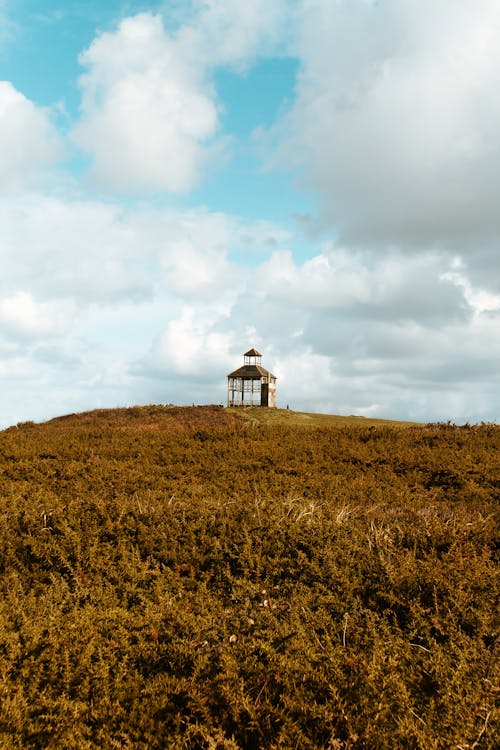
[1,0,499,427]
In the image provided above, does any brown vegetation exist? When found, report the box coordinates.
[0,405,498,748]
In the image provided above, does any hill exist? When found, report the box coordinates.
[0,405,498,749]
[227,406,418,428]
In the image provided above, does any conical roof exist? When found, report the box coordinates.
[227,364,276,379]
[228,348,276,379]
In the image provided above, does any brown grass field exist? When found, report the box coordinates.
[0,405,498,749]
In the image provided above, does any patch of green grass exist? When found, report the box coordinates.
[226,406,418,428]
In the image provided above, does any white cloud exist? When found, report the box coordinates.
[0,193,295,424]
[442,267,500,317]
[161,241,234,301]
[0,82,63,190]
[270,310,500,422]
[0,291,76,340]
[254,246,469,323]
[273,348,336,409]
[0,195,156,303]
[0,195,498,425]
[72,3,288,192]
[146,305,234,378]
[176,0,290,68]
[212,244,500,421]
[72,13,218,192]
[0,196,266,305]
[273,0,500,250]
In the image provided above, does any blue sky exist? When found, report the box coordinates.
[1,0,499,427]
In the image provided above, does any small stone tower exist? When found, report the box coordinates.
[227,348,277,407]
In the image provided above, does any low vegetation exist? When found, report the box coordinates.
[0,405,498,749]
[227,406,418,428]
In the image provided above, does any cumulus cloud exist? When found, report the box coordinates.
[272,348,337,410]
[145,305,234,378]
[253,247,469,323]
[0,196,278,306]
[161,241,234,302]
[0,191,497,425]
[175,0,290,68]
[72,3,288,192]
[131,239,500,423]
[0,196,154,303]
[250,245,495,382]
[0,291,76,340]
[0,82,63,190]
[72,13,218,192]
[273,0,500,252]
[0,194,295,424]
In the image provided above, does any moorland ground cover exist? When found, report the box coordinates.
[0,405,498,749]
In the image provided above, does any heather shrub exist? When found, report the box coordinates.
[0,406,497,748]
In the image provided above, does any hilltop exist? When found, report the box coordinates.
[0,406,498,749]
[227,406,418,428]
[9,403,418,434]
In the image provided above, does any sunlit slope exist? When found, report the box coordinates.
[227,406,418,427]
[9,404,418,434]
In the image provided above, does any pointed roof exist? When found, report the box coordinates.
[227,364,276,379]
[228,348,276,379]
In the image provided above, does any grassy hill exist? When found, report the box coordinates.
[227,406,418,428]
[0,405,498,749]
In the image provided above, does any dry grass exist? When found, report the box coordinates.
[0,405,498,749]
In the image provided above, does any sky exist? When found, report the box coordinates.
[0,0,499,427]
